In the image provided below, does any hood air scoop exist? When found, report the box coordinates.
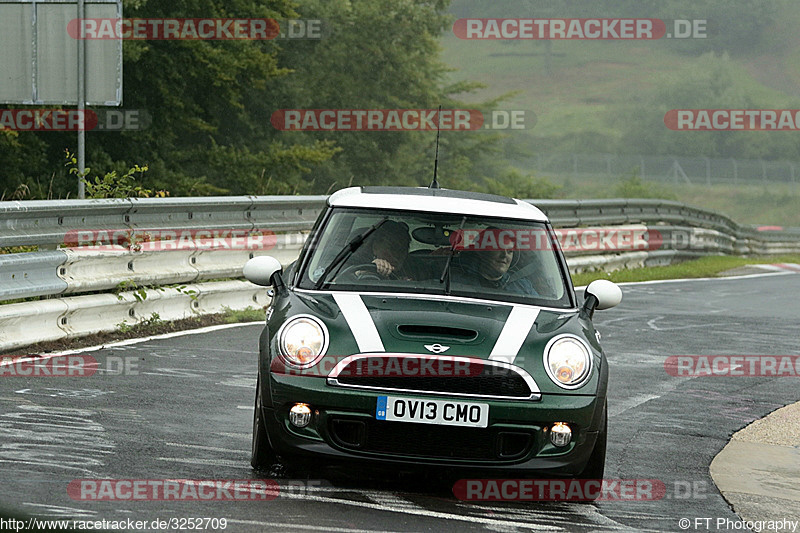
[396,324,479,342]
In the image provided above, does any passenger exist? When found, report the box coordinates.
[453,234,536,295]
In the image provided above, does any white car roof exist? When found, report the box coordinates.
[328,187,549,222]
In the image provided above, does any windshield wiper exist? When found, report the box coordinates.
[313,217,389,290]
[439,216,467,296]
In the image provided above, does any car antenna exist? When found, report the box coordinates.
[429,104,442,189]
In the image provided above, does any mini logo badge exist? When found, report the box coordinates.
[424,344,450,354]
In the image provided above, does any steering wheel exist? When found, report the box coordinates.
[336,262,384,281]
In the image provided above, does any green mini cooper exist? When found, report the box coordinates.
[243,186,621,478]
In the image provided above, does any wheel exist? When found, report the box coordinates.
[251,376,277,470]
[577,401,607,480]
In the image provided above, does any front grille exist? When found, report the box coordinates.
[329,418,516,460]
[330,356,535,399]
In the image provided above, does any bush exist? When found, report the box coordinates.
[614,171,677,200]
[483,169,562,199]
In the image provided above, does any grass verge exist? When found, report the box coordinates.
[571,254,800,287]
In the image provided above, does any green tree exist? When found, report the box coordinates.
[0,129,53,200]
[265,0,507,193]
[2,0,509,198]
[105,0,341,195]
[613,52,800,160]
[1,0,340,198]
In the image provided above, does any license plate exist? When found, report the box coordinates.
[375,396,489,428]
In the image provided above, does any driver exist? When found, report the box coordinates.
[360,220,415,280]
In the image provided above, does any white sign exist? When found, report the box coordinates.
[0,0,122,105]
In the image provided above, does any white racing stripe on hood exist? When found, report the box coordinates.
[489,306,540,364]
[333,293,385,352]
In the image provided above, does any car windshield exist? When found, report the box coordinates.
[298,207,573,308]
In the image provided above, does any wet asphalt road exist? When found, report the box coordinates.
[1,272,798,532]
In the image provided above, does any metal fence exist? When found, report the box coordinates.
[522,153,800,186]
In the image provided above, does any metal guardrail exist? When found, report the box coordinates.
[0,195,323,248]
[1,194,799,352]
[3,195,797,246]
[0,280,270,351]
[0,234,308,301]
[0,251,68,300]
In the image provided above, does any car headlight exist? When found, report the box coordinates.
[543,335,592,389]
[277,315,328,368]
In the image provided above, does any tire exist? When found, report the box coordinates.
[577,401,607,482]
[251,376,276,470]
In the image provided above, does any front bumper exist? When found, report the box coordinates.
[262,372,605,476]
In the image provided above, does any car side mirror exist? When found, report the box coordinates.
[243,256,286,294]
[581,279,622,319]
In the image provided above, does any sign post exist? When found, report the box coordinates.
[78,0,86,197]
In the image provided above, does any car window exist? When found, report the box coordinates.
[299,207,572,308]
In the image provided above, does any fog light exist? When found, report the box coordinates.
[550,422,572,447]
[289,403,312,427]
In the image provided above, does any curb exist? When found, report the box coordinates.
[710,401,800,529]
